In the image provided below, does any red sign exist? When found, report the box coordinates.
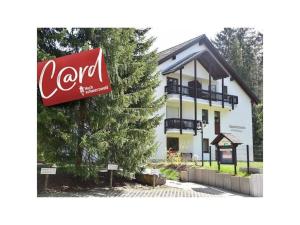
[37,48,112,106]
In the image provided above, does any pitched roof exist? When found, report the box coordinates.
[211,133,242,145]
[158,34,205,63]
[158,34,259,104]
[158,35,205,62]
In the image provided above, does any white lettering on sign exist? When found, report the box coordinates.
[151,169,160,176]
[107,164,118,170]
[39,49,103,99]
[41,168,56,174]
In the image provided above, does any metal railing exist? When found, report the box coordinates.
[165,85,238,105]
[164,118,199,130]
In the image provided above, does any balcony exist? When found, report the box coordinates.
[164,85,238,106]
[164,118,200,133]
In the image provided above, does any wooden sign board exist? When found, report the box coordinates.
[151,169,160,176]
[222,150,233,159]
[144,168,151,174]
[107,164,118,170]
[220,150,233,164]
[41,168,56,175]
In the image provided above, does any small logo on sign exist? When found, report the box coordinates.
[79,86,85,96]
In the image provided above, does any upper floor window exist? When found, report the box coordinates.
[202,109,208,124]
[167,77,178,87]
[223,86,228,95]
[211,84,217,92]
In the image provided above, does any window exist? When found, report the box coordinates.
[214,111,220,134]
[167,77,178,93]
[203,138,209,153]
[172,55,176,60]
[223,86,228,95]
[167,137,179,152]
[202,109,208,124]
[211,84,217,92]
[167,77,178,86]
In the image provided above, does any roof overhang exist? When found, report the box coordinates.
[161,50,229,80]
[211,133,242,145]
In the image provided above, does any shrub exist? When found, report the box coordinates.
[167,149,182,164]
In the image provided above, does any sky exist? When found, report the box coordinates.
[148,27,222,52]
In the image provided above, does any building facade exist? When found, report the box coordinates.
[154,35,259,161]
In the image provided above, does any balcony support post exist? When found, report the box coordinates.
[180,68,183,134]
[194,59,197,136]
[209,64,212,106]
[222,77,224,108]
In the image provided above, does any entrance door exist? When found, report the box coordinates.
[167,137,179,152]
[211,84,217,100]
[188,80,202,97]
[167,77,178,93]
[214,111,220,134]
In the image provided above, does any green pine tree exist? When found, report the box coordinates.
[212,28,263,147]
[37,28,164,179]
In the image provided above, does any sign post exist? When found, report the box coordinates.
[107,164,118,188]
[40,167,57,191]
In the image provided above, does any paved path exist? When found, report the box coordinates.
[38,180,246,197]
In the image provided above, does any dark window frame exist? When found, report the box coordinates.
[223,86,228,95]
[202,109,209,124]
[214,111,221,135]
[203,138,209,153]
[211,84,217,92]
[167,77,178,86]
[167,137,179,152]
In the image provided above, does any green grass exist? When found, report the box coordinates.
[159,168,179,181]
[148,161,263,177]
[195,161,263,177]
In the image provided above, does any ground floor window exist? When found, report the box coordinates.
[167,137,179,152]
[202,109,208,124]
[203,138,209,153]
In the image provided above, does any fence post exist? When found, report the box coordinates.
[217,147,220,171]
[246,145,250,174]
[233,147,237,175]
[209,146,212,167]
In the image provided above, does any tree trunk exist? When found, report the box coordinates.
[76,99,86,169]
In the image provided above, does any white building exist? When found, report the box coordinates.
[154,35,259,161]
